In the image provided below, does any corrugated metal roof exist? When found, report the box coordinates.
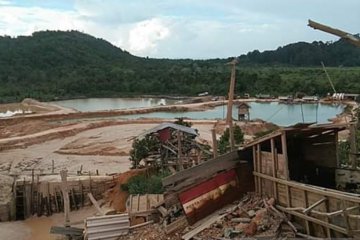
[137,122,198,139]
[85,214,129,240]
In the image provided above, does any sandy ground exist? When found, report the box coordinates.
[0,122,218,176]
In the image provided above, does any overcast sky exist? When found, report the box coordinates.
[0,0,359,59]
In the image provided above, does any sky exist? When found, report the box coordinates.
[0,0,359,59]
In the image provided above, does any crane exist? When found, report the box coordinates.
[309,20,359,169]
[308,19,360,48]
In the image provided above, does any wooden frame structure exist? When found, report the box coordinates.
[243,123,360,238]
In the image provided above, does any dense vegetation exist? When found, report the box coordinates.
[121,171,169,194]
[0,30,360,103]
[218,125,244,154]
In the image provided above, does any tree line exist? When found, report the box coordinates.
[0,30,359,103]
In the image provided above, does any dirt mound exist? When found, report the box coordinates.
[105,169,146,212]
[0,119,61,138]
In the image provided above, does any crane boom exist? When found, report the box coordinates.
[308,19,360,47]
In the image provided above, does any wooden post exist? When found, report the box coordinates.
[177,130,184,171]
[89,172,92,195]
[30,169,34,214]
[281,132,289,180]
[226,58,237,124]
[253,146,258,193]
[270,138,277,199]
[257,144,262,195]
[211,128,218,158]
[60,170,70,227]
[349,123,357,169]
[303,190,311,235]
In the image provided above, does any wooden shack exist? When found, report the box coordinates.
[237,102,250,121]
[239,123,360,238]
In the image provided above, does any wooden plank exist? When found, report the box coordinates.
[276,205,348,234]
[342,200,352,236]
[303,198,326,214]
[281,132,289,180]
[257,144,262,195]
[271,138,277,198]
[162,151,238,187]
[253,172,360,203]
[324,198,332,238]
[303,190,311,235]
[60,170,70,227]
[211,128,218,158]
[181,209,229,240]
[253,146,258,193]
[88,193,105,216]
[129,220,154,229]
[165,216,188,235]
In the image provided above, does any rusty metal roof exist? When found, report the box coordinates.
[136,122,198,139]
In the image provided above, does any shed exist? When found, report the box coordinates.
[236,102,250,121]
[238,123,360,238]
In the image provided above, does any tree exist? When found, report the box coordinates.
[218,125,244,154]
[129,135,159,168]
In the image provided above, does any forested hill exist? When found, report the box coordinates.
[0,30,359,103]
[238,38,360,66]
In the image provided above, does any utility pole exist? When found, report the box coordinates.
[226,58,238,151]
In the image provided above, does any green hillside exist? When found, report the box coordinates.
[0,30,359,103]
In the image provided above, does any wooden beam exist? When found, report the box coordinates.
[303,190,311,235]
[211,128,218,158]
[177,130,184,171]
[277,205,348,235]
[257,144,262,195]
[253,145,258,193]
[88,193,105,216]
[303,198,326,214]
[280,132,289,180]
[271,138,277,198]
[253,172,360,203]
[60,170,70,227]
[349,124,357,169]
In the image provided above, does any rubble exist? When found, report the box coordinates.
[187,193,296,239]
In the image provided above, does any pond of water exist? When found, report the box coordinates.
[52,98,344,126]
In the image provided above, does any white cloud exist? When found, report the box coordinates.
[128,18,170,55]
[0,0,11,5]
[0,6,78,36]
[0,0,359,58]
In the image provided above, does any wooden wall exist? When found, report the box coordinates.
[252,131,360,238]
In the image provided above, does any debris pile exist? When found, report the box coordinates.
[115,193,298,240]
[194,193,297,239]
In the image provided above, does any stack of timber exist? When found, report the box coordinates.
[126,194,164,223]
[13,175,116,220]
